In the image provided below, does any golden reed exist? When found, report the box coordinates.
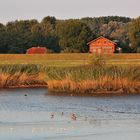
[47,77,140,95]
[0,64,139,95]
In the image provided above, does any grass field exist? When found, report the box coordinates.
[0,53,140,66]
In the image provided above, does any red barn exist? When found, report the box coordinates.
[26,47,47,54]
[87,36,116,54]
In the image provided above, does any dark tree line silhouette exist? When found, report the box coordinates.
[0,16,139,53]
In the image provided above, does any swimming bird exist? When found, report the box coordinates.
[71,113,77,121]
[51,113,54,119]
[61,112,64,116]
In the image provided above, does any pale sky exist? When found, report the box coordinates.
[0,0,139,24]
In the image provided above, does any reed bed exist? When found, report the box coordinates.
[0,64,139,95]
[47,78,139,95]
[0,64,47,88]
[45,65,140,95]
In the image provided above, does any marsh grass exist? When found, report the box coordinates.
[47,78,138,95]
[0,64,139,94]
[46,65,140,94]
[0,64,47,88]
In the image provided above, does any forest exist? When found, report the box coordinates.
[0,16,140,54]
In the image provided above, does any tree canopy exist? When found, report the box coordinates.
[56,20,94,52]
[0,16,139,54]
[129,17,140,52]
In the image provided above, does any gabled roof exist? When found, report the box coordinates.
[27,46,47,51]
[26,46,47,54]
[87,36,117,45]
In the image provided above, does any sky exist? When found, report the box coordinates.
[0,0,139,24]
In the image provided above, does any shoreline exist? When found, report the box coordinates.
[48,89,140,97]
[0,84,140,97]
[5,84,48,89]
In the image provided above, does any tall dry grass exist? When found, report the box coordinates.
[47,77,139,95]
[0,64,139,94]
[0,64,47,88]
[45,64,140,94]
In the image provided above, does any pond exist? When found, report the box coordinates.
[0,88,140,140]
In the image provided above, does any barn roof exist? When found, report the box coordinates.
[87,36,117,45]
[27,47,47,51]
[26,46,47,54]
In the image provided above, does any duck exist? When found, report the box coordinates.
[51,113,54,119]
[71,113,77,121]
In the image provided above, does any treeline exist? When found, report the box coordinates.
[0,16,139,54]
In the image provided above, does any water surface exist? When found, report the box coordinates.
[0,88,140,140]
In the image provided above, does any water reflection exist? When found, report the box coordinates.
[88,119,110,127]
[0,119,140,138]
[0,88,140,139]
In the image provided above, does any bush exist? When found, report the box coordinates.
[89,55,106,67]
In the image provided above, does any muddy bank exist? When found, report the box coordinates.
[1,83,140,96]
[4,84,48,89]
[1,81,140,96]
[48,90,140,97]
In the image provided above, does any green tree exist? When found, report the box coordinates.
[31,23,45,47]
[0,16,134,54]
[0,23,8,53]
[40,16,60,52]
[6,20,38,53]
[56,20,94,52]
[129,17,140,52]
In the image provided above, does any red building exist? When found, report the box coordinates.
[87,36,116,54]
[26,46,47,54]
